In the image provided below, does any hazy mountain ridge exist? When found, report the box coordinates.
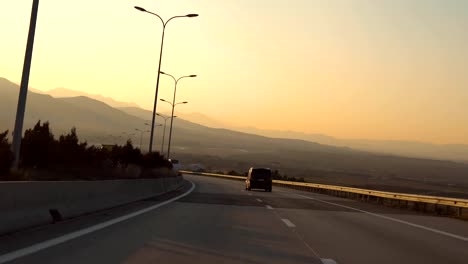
[46,87,140,108]
[237,127,468,162]
[5,77,468,162]
[121,105,468,162]
[2,77,468,198]
[0,77,346,153]
[117,107,228,129]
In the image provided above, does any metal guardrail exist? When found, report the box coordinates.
[181,170,468,216]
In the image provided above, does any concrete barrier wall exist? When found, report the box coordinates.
[0,176,184,235]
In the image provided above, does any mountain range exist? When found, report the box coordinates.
[2,77,468,197]
[236,127,468,163]
[42,87,140,108]
[30,85,468,163]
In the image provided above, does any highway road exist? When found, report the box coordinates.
[1,175,467,264]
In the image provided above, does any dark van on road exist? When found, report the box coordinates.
[245,167,272,192]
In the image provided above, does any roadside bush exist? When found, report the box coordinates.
[56,127,88,167]
[85,145,110,168]
[21,121,56,168]
[0,130,13,174]
[11,122,173,180]
[109,140,142,168]
[141,152,172,169]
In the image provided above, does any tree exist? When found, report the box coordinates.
[121,140,142,166]
[57,127,87,166]
[85,145,109,168]
[21,121,56,168]
[9,121,173,180]
[0,130,13,174]
[110,140,142,168]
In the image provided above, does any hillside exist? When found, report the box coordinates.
[2,77,468,197]
[237,127,468,163]
[47,87,140,108]
[40,86,468,163]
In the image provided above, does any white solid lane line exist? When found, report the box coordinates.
[281,219,296,228]
[0,181,196,264]
[266,205,273,210]
[281,191,468,242]
[321,258,338,264]
[256,198,263,203]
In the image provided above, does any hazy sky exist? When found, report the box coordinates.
[1,0,468,144]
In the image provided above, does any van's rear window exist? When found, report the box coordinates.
[251,169,271,179]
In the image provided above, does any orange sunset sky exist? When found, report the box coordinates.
[1,0,468,144]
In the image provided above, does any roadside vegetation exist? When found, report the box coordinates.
[0,121,172,181]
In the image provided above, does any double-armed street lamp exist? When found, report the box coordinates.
[133,6,198,153]
[160,99,188,158]
[156,113,177,156]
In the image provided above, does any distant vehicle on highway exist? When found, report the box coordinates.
[245,167,272,192]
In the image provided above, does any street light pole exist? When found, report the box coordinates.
[157,113,177,156]
[160,71,196,159]
[135,129,143,150]
[135,128,150,150]
[134,6,198,153]
[160,99,188,159]
[11,0,40,169]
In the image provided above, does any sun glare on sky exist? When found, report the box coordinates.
[1,0,468,144]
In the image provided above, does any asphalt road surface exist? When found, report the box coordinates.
[1,175,467,264]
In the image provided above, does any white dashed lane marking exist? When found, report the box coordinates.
[283,192,468,242]
[256,198,263,203]
[281,218,296,228]
[266,205,273,210]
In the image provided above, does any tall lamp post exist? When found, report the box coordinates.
[135,128,150,150]
[156,113,177,156]
[160,99,188,159]
[11,0,40,169]
[160,71,196,156]
[136,124,160,151]
[133,6,198,153]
